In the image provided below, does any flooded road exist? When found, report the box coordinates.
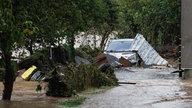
[0,78,65,108]
[80,68,192,108]
[1,67,192,108]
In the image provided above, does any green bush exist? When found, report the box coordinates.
[46,73,72,97]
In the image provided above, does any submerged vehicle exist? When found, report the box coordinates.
[21,65,37,80]
[104,39,139,65]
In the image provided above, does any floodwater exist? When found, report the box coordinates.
[1,67,192,108]
[0,78,65,108]
[80,67,192,108]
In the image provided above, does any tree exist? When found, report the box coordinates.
[14,0,108,62]
[0,0,24,100]
[122,0,180,45]
[99,0,123,49]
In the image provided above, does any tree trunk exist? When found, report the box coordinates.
[2,51,14,100]
[100,31,110,50]
[70,36,75,62]
[67,36,75,63]
[28,39,33,55]
[29,43,33,55]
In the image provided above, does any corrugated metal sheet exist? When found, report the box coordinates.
[130,34,168,66]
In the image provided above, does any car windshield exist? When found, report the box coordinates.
[106,40,133,52]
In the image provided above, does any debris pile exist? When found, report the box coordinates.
[18,45,118,97]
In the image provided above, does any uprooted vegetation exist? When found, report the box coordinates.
[18,45,118,97]
[46,63,118,97]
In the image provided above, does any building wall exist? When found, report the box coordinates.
[181,0,192,78]
[181,0,192,69]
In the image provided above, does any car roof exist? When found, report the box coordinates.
[109,39,134,42]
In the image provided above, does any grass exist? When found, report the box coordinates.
[58,96,86,107]
[81,86,114,94]
[57,86,114,107]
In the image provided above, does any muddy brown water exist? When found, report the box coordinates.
[0,77,65,108]
[1,68,192,108]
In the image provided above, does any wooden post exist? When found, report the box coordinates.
[178,36,182,77]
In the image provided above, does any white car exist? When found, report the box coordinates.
[104,39,139,65]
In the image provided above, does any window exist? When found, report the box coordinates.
[106,41,133,52]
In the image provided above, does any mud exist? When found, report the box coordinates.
[0,68,192,108]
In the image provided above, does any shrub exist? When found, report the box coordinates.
[46,72,72,97]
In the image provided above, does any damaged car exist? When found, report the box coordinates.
[104,39,140,66]
[104,34,168,67]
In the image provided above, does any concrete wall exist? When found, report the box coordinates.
[181,0,192,78]
[181,0,192,68]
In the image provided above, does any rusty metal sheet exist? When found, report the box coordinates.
[119,57,132,67]
[130,34,168,66]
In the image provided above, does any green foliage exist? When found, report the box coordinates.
[0,0,24,51]
[58,96,86,107]
[98,0,125,49]
[46,68,72,97]
[13,0,111,59]
[80,45,103,57]
[91,65,118,87]
[0,0,25,100]
[18,48,53,72]
[46,63,118,97]
[120,0,180,45]
[76,45,103,61]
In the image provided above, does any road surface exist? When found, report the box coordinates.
[80,67,192,108]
